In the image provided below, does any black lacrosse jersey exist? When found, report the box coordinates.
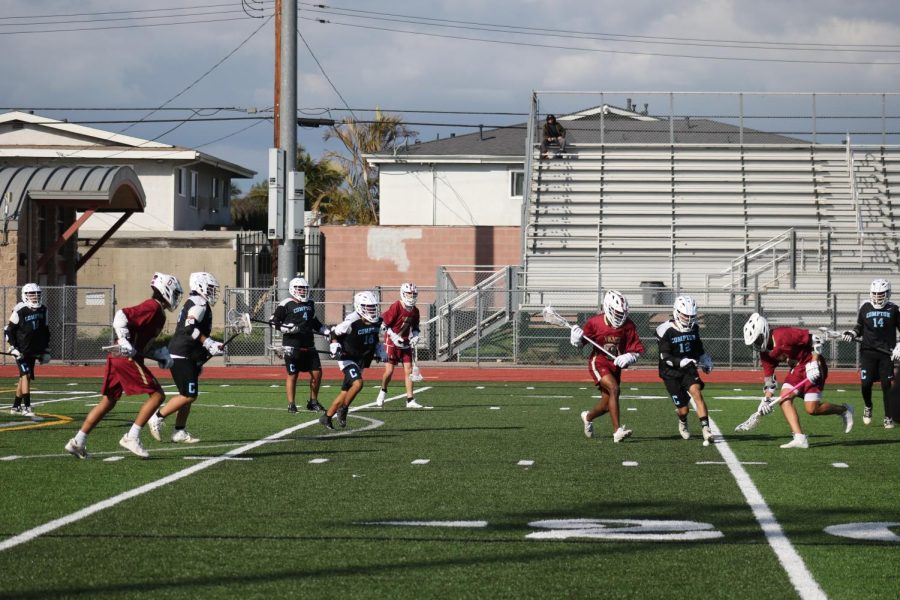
[851,301,900,353]
[272,298,324,349]
[168,295,213,362]
[334,315,383,368]
[655,320,705,380]
[5,303,50,356]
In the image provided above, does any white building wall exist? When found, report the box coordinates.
[81,163,176,231]
[379,162,524,226]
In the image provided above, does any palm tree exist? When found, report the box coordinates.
[324,109,416,223]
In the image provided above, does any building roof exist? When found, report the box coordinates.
[368,104,805,164]
[0,111,255,178]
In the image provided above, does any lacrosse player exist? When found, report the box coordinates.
[656,296,715,444]
[320,291,385,430]
[5,283,51,417]
[375,282,422,409]
[744,313,853,449]
[64,273,183,459]
[841,279,900,428]
[270,277,329,413]
[148,272,223,444]
[571,290,644,442]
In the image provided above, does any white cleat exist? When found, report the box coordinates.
[613,426,632,443]
[779,433,809,449]
[172,429,200,444]
[148,413,164,442]
[375,389,386,408]
[678,421,690,440]
[9,406,22,415]
[21,406,35,417]
[885,417,895,429]
[841,404,854,434]
[119,434,149,458]
[405,399,423,409]
[580,411,593,438]
[64,438,89,459]
[702,426,714,444]
[862,406,872,426]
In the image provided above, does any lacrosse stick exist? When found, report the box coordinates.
[223,312,253,346]
[541,305,617,360]
[734,379,807,432]
[227,308,272,328]
[818,327,893,357]
[410,345,424,382]
[267,344,331,358]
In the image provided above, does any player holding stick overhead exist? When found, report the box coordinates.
[841,279,900,428]
[656,296,715,445]
[743,313,854,449]
[570,290,644,443]
[320,291,386,430]
[65,273,183,459]
[270,277,330,413]
[148,272,224,445]
[5,283,51,417]
[375,282,422,409]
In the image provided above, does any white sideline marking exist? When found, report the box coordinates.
[517,460,534,466]
[490,406,501,410]
[0,387,430,553]
[309,458,329,464]
[362,520,488,528]
[103,456,124,463]
[476,386,485,390]
[411,459,430,465]
[832,462,849,468]
[184,456,252,461]
[627,407,638,411]
[696,461,767,466]
[708,420,826,599]
[1,455,21,461]
[622,461,638,467]
[559,407,570,411]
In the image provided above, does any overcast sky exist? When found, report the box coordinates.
[2,0,900,190]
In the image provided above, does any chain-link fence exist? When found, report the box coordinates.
[0,286,115,365]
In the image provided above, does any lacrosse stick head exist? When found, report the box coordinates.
[410,345,424,381]
[541,305,570,328]
[734,413,761,432]
[228,312,252,336]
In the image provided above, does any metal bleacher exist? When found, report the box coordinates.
[523,141,900,305]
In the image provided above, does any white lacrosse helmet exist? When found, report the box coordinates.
[290,277,309,302]
[743,313,771,351]
[189,272,220,306]
[870,278,891,309]
[354,290,380,323]
[400,282,418,308]
[602,290,629,328]
[673,295,698,332]
[21,283,42,309]
[150,272,183,312]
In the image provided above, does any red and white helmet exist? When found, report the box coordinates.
[602,290,629,328]
[354,290,380,323]
[743,312,771,351]
[189,272,220,306]
[870,278,891,309]
[400,282,418,308]
[21,283,41,309]
[673,295,698,332]
[290,277,309,302]
[150,272,183,312]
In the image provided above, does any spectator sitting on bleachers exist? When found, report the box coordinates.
[540,114,566,159]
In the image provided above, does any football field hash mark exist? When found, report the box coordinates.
[411,459,430,465]
[309,458,329,464]
[517,460,534,466]
[622,461,639,467]
[832,462,849,468]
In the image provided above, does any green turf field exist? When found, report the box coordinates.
[0,377,897,599]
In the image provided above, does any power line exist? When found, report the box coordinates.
[303,17,900,66]
[0,14,271,36]
[301,2,900,51]
[297,29,356,120]
[0,1,272,21]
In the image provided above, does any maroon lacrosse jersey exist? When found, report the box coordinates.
[381,301,420,349]
[101,298,166,400]
[759,327,814,378]
[581,315,645,382]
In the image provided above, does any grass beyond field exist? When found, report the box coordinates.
[0,377,897,599]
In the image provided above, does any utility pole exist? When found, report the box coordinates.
[275,0,298,294]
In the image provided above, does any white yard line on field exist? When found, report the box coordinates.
[708,418,826,600]
[0,388,429,553]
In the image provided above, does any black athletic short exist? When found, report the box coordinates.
[340,362,364,391]
[662,370,704,409]
[171,358,202,397]
[860,350,894,386]
[15,356,36,380]
[283,346,322,375]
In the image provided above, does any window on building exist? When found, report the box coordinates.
[510,170,525,198]
[176,168,184,196]
[190,171,199,208]
[211,177,220,210]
